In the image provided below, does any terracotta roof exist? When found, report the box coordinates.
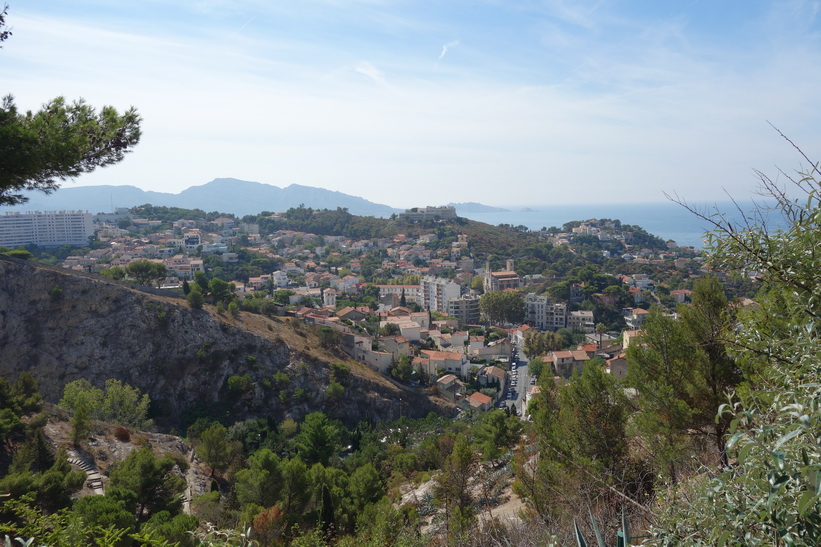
[469,392,493,405]
[484,366,507,380]
[421,350,465,362]
[437,374,458,384]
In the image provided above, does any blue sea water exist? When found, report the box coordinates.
[457,201,784,249]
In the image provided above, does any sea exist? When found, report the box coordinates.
[456,201,785,250]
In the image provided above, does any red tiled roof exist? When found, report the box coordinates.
[469,392,492,405]
[421,350,464,362]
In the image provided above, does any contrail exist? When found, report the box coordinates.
[238,15,256,32]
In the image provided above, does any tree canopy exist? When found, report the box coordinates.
[0,95,141,206]
[0,7,141,206]
[479,290,525,325]
[650,141,821,544]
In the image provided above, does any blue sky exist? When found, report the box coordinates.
[3,1,821,208]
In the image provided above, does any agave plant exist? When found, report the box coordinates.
[573,506,631,547]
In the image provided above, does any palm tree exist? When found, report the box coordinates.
[595,322,607,348]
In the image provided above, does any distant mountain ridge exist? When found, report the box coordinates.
[6,178,401,218]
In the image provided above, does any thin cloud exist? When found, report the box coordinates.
[354,61,388,87]
[438,39,460,60]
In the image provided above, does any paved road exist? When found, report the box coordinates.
[500,345,531,417]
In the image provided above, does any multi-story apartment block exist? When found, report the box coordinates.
[524,293,568,330]
[446,294,481,325]
[420,276,461,313]
[568,310,595,333]
[0,210,93,247]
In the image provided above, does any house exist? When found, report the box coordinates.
[479,365,507,394]
[624,308,649,329]
[362,350,394,375]
[336,307,367,322]
[380,336,412,359]
[419,350,471,380]
[606,354,628,378]
[571,350,591,369]
[622,329,643,350]
[376,284,422,306]
[340,333,372,361]
[436,374,465,403]
[628,286,644,304]
[577,343,598,358]
[670,289,693,303]
[467,336,485,354]
[431,330,468,353]
[547,349,589,377]
[409,312,431,329]
[322,288,337,308]
[471,338,513,360]
[467,391,493,412]
[512,324,532,346]
[387,306,412,317]
[381,318,422,342]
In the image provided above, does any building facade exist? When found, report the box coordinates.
[420,276,461,313]
[399,206,457,222]
[0,210,93,247]
[524,293,568,330]
[483,259,522,293]
[446,294,481,325]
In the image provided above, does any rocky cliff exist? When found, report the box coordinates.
[0,256,451,429]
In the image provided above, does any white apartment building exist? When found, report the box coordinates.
[0,210,93,247]
[272,270,290,288]
[420,276,461,313]
[399,206,457,222]
[525,293,568,330]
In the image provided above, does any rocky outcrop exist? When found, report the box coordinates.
[0,256,451,428]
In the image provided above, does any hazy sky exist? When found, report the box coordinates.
[3,1,821,208]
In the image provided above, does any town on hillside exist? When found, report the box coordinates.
[0,205,759,416]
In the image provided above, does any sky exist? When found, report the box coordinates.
[2,0,821,208]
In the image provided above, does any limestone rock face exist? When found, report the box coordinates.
[0,257,448,427]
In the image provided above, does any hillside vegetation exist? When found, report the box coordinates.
[0,256,449,429]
